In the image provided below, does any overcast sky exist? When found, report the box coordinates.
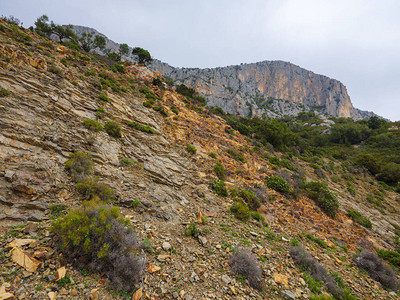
[2,0,400,120]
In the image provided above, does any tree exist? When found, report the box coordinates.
[119,43,129,56]
[51,24,77,42]
[132,47,152,65]
[34,15,52,37]
[80,33,106,52]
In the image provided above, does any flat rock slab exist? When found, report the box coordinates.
[11,247,41,272]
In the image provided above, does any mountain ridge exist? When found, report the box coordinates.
[68,25,378,120]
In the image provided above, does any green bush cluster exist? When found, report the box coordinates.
[211,180,228,197]
[76,177,115,202]
[184,222,199,237]
[0,88,11,97]
[226,149,246,162]
[214,162,226,180]
[127,121,155,134]
[304,182,339,217]
[96,107,105,119]
[104,121,122,138]
[186,144,197,154]
[83,119,103,132]
[347,209,372,228]
[230,202,250,221]
[98,94,110,102]
[265,176,290,193]
[376,249,400,267]
[51,201,146,291]
[110,63,125,73]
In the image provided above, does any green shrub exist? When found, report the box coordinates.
[110,63,125,73]
[104,121,122,138]
[130,199,141,207]
[230,202,250,221]
[52,201,146,291]
[127,121,155,134]
[65,152,93,182]
[96,107,105,119]
[239,189,261,210]
[98,94,110,102]
[153,105,168,116]
[49,204,68,217]
[305,233,329,249]
[250,211,265,223]
[265,176,290,193]
[376,162,400,186]
[304,182,339,217]
[214,162,226,180]
[120,158,141,168]
[211,180,228,197]
[184,222,199,237]
[83,119,102,132]
[376,249,400,267]
[75,177,115,202]
[186,144,197,154]
[347,210,372,228]
[226,149,246,162]
[208,152,217,159]
[143,101,152,108]
[0,88,11,97]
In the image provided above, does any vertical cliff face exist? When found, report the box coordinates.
[151,60,373,119]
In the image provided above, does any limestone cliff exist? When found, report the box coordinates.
[151,60,375,120]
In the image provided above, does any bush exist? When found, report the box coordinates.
[290,246,343,298]
[184,222,199,237]
[110,63,125,73]
[96,107,105,119]
[304,182,339,217]
[208,152,217,158]
[355,250,400,291]
[83,119,103,132]
[376,162,400,186]
[186,144,197,154]
[0,88,11,97]
[347,210,372,228]
[153,105,168,116]
[214,162,226,180]
[230,202,250,221]
[75,177,115,202]
[98,94,110,102]
[250,211,265,223]
[229,249,263,290]
[226,149,246,162]
[376,249,400,267]
[131,47,152,65]
[65,152,93,182]
[52,201,146,291]
[104,121,122,138]
[265,176,290,193]
[127,121,155,134]
[239,189,261,211]
[211,180,228,197]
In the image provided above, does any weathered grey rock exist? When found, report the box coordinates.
[150,60,377,120]
[281,290,296,299]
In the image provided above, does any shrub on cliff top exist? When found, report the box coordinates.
[52,201,146,291]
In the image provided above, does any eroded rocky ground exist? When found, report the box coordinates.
[0,20,399,299]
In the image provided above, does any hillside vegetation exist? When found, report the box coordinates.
[0,16,399,299]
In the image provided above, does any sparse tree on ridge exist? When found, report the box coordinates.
[80,33,106,52]
[119,43,129,57]
[132,47,152,65]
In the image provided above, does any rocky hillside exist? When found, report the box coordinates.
[0,19,399,300]
[151,60,376,120]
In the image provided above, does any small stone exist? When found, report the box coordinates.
[281,290,296,299]
[47,291,56,300]
[6,238,36,248]
[90,288,99,300]
[131,288,142,300]
[162,242,171,251]
[55,266,67,281]
[221,274,231,284]
[281,237,289,242]
[157,254,170,262]
[70,289,78,296]
[229,285,237,295]
[0,283,14,299]
[172,291,179,298]
[198,236,207,246]
[179,290,185,298]
[147,264,161,274]
[273,273,289,285]
[48,275,56,281]
[215,244,221,249]
[249,231,258,236]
